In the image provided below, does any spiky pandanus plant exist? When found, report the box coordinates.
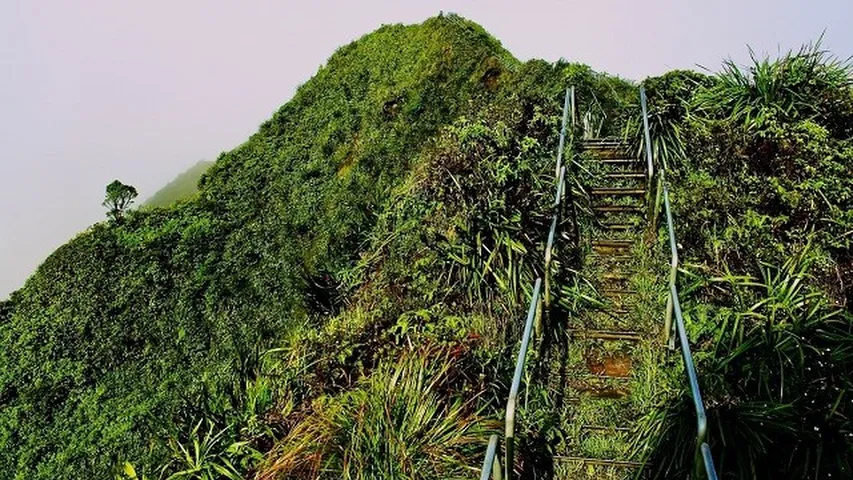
[692,38,853,137]
[257,350,495,480]
[636,245,852,479]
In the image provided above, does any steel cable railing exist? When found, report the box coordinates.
[641,86,719,480]
[477,87,573,480]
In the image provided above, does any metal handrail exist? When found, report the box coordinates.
[641,86,719,480]
[582,90,607,139]
[480,435,503,480]
[639,88,655,181]
[504,277,541,479]
[479,87,572,480]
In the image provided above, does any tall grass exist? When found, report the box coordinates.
[640,243,852,478]
[693,39,853,133]
[258,349,495,479]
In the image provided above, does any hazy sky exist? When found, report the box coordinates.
[1,0,851,298]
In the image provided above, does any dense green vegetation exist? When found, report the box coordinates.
[144,161,213,208]
[0,14,849,480]
[635,44,853,478]
[0,15,615,478]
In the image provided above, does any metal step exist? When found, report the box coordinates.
[590,188,646,196]
[590,253,633,262]
[582,425,632,433]
[598,158,641,164]
[582,139,625,146]
[601,288,637,296]
[605,172,646,179]
[554,456,643,468]
[600,223,637,230]
[569,329,643,341]
[592,239,633,248]
[593,205,644,213]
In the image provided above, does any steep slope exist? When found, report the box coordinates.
[0,13,641,478]
[15,12,843,480]
[0,15,523,477]
[143,160,213,207]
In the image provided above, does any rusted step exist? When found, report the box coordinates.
[599,223,637,231]
[605,172,646,179]
[593,239,633,248]
[592,205,644,213]
[554,456,643,468]
[586,356,633,378]
[571,382,629,398]
[589,188,646,196]
[590,251,633,259]
[569,329,643,341]
[598,158,641,164]
[601,288,637,296]
[582,425,632,433]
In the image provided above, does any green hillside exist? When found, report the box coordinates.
[0,15,850,480]
[144,160,213,208]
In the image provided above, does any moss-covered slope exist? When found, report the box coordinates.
[0,15,522,477]
[144,160,213,208]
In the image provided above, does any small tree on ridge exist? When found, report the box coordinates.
[103,180,138,222]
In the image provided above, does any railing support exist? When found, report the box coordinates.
[642,86,718,479]
[539,88,571,338]
[570,86,576,132]
[473,87,572,480]
[505,278,542,480]
[639,86,654,181]
[663,186,677,350]
[480,434,503,480]
[556,87,570,178]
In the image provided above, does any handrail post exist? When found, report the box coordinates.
[570,86,576,133]
[662,178,719,479]
[540,89,570,338]
[647,80,718,479]
[505,278,542,480]
[556,87,570,177]
[663,186,677,348]
[672,282,717,479]
[639,86,654,181]
[480,435,503,480]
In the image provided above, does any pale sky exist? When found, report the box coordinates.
[1,0,851,298]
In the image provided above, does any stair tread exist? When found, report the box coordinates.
[581,425,633,432]
[589,188,646,195]
[599,224,637,230]
[570,329,643,342]
[605,172,646,178]
[593,239,633,245]
[590,256,633,263]
[554,456,644,467]
[601,288,637,294]
[592,205,644,212]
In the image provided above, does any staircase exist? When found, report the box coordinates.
[552,138,657,479]
[477,87,719,480]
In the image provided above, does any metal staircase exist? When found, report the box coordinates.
[477,87,719,480]
[550,137,649,479]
